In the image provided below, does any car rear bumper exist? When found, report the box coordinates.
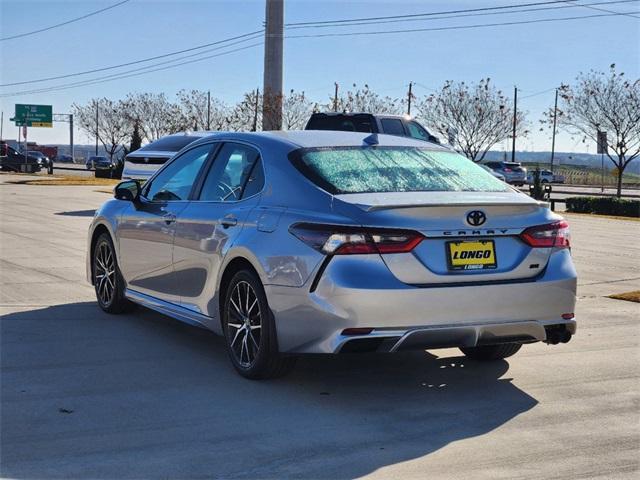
[266,249,577,353]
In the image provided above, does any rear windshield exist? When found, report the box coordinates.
[291,147,509,194]
[138,135,200,152]
[306,115,374,133]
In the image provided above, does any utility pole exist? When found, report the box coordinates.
[550,88,558,173]
[95,101,99,155]
[407,82,413,116]
[333,82,339,112]
[207,90,211,130]
[0,111,3,140]
[69,114,75,161]
[262,0,284,131]
[511,86,517,163]
[252,88,260,132]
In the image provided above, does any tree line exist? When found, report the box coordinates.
[73,65,639,196]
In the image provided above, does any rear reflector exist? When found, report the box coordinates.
[342,328,374,336]
[562,313,575,320]
[520,220,570,249]
[290,223,424,255]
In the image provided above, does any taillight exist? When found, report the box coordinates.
[520,220,570,248]
[290,223,424,255]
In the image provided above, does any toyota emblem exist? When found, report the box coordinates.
[466,210,487,226]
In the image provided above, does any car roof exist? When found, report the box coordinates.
[189,130,448,151]
[310,112,409,120]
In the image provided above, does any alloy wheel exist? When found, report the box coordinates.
[94,241,116,307]
[226,280,262,368]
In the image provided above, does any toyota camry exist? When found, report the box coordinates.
[87,131,577,379]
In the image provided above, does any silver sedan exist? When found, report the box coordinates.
[87,131,577,379]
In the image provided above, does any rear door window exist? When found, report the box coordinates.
[306,115,374,133]
[380,119,406,136]
[199,143,263,202]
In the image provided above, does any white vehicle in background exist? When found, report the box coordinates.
[526,169,565,184]
[480,164,506,182]
[122,132,206,181]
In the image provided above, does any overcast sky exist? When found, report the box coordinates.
[1,0,639,152]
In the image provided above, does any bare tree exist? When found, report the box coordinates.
[416,78,527,162]
[123,92,182,142]
[176,89,230,131]
[282,89,313,130]
[227,90,262,132]
[333,84,404,114]
[72,98,130,161]
[543,65,640,197]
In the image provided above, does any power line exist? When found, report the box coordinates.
[520,87,558,99]
[0,0,131,42]
[286,0,570,26]
[0,43,263,98]
[285,11,639,40]
[0,29,264,87]
[1,36,262,96]
[285,0,638,29]
[563,0,640,17]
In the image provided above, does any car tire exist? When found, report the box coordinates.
[93,233,133,314]
[222,269,296,379]
[459,343,522,360]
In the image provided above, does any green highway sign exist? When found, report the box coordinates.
[11,104,53,127]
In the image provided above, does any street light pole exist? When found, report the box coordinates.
[262,0,284,131]
[207,90,211,130]
[550,88,558,173]
[407,82,413,116]
[95,101,99,156]
[511,86,517,163]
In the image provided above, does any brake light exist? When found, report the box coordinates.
[290,223,424,255]
[520,220,570,248]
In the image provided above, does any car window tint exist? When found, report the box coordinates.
[199,143,261,202]
[144,144,211,202]
[406,121,429,141]
[307,115,374,133]
[292,147,509,194]
[380,119,405,136]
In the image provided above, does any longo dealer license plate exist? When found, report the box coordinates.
[447,240,497,271]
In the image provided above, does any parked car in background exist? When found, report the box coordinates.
[480,164,506,182]
[86,156,109,170]
[87,131,576,379]
[305,112,440,144]
[483,161,527,186]
[0,145,42,172]
[93,157,121,178]
[55,154,74,163]
[122,132,206,181]
[27,151,51,169]
[526,169,565,184]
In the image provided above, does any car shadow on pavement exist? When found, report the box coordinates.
[1,302,538,479]
[54,209,96,217]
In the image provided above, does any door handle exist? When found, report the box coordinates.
[163,213,176,225]
[219,216,237,228]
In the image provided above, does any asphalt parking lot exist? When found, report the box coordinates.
[1,174,639,479]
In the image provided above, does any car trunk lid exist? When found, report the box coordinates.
[333,191,556,284]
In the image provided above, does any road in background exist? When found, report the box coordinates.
[1,174,638,479]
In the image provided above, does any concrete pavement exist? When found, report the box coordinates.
[1,174,639,479]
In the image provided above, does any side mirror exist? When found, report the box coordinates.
[114,180,140,202]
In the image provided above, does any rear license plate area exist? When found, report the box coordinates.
[447,240,497,271]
